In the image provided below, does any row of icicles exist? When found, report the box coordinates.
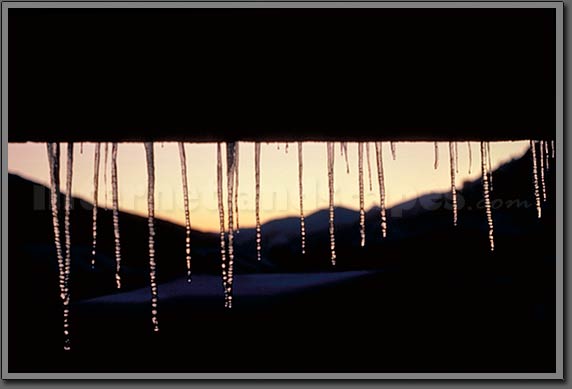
[45,140,554,350]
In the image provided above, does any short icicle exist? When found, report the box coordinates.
[481,142,495,251]
[539,140,546,202]
[375,142,387,238]
[390,141,397,161]
[144,142,160,332]
[434,142,439,170]
[326,142,337,265]
[530,140,542,219]
[551,140,555,159]
[454,142,459,174]
[111,143,122,289]
[358,142,366,247]
[341,142,350,174]
[178,142,192,282]
[255,143,262,260]
[216,143,229,306]
[366,143,373,192]
[104,143,109,210]
[449,142,458,226]
[234,143,240,233]
[544,140,550,171]
[467,141,472,174]
[487,142,494,192]
[297,142,306,255]
[91,143,101,269]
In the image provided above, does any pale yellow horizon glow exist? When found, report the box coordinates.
[8,141,529,233]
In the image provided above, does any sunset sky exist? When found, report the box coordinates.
[9,141,529,233]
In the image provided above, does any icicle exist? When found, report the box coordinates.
[216,143,229,306]
[487,142,494,192]
[358,143,366,247]
[454,142,459,174]
[285,142,289,154]
[277,143,280,150]
[390,141,397,161]
[326,142,337,265]
[61,143,74,351]
[234,142,240,233]
[340,142,350,174]
[91,143,101,269]
[111,143,122,289]
[366,143,373,192]
[46,143,70,351]
[434,142,439,170]
[255,143,262,260]
[544,140,550,171]
[467,141,472,174]
[551,140,555,159]
[481,142,495,251]
[144,143,160,332]
[178,142,192,282]
[530,140,542,219]
[375,142,387,238]
[80,142,83,154]
[539,140,546,202]
[297,142,306,255]
[103,143,109,210]
[449,142,458,226]
[226,142,237,308]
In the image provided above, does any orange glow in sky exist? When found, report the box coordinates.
[9,141,529,233]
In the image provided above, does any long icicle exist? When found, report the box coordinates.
[539,140,546,202]
[226,142,237,308]
[390,141,397,160]
[234,142,240,233]
[530,140,542,219]
[46,143,69,351]
[327,142,336,265]
[178,142,192,282]
[216,143,229,306]
[111,143,122,289]
[375,142,387,238]
[144,142,160,332]
[434,142,439,170]
[297,142,306,255]
[255,143,262,260]
[467,141,472,174]
[481,142,495,251]
[62,142,74,351]
[366,142,373,192]
[449,142,458,226]
[103,143,109,210]
[358,142,366,247]
[91,143,101,269]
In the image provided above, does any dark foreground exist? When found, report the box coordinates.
[9,266,555,373]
